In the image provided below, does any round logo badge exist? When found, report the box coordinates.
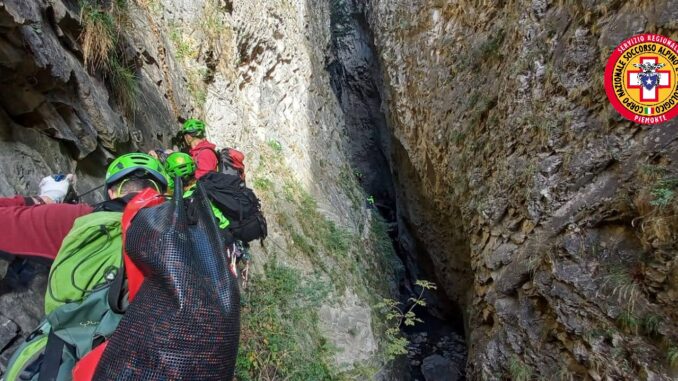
[605,33,678,125]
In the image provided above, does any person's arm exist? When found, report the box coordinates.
[0,175,74,207]
[0,203,94,260]
[194,149,218,179]
[0,196,33,207]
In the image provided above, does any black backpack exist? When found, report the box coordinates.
[198,172,267,243]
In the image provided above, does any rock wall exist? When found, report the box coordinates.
[0,0,398,377]
[0,0,192,368]
[0,0,192,200]
[367,0,678,379]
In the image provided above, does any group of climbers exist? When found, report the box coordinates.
[0,118,265,380]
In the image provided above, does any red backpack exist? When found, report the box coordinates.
[195,146,246,181]
[217,147,246,181]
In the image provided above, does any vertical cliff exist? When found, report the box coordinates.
[0,1,401,378]
[366,0,678,379]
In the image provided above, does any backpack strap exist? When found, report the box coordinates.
[107,264,127,314]
[37,330,66,381]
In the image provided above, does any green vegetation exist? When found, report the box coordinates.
[186,66,208,107]
[634,165,678,246]
[650,178,678,208]
[282,180,354,289]
[236,261,334,381]
[107,57,139,113]
[79,2,116,71]
[243,144,401,379]
[617,310,639,335]
[169,24,196,59]
[584,327,615,342]
[451,130,466,145]
[252,177,273,192]
[201,0,228,48]
[601,265,641,313]
[267,139,283,153]
[668,346,678,369]
[508,355,533,381]
[376,280,436,360]
[78,0,139,115]
[640,314,662,337]
[337,165,364,211]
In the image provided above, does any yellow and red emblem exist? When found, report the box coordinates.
[605,33,678,125]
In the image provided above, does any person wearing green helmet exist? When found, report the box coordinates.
[164,152,196,192]
[164,152,230,231]
[178,118,219,179]
[105,152,169,199]
[0,152,169,261]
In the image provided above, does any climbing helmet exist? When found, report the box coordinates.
[165,152,196,180]
[181,118,206,137]
[105,152,168,191]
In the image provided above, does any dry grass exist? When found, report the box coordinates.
[80,3,116,71]
[632,166,678,248]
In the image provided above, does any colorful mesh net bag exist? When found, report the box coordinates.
[93,181,240,380]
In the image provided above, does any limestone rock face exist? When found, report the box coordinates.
[0,0,390,376]
[0,0,193,201]
[366,0,678,379]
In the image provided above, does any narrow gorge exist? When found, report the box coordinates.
[1,0,678,380]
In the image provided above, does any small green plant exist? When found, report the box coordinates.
[268,139,283,153]
[253,177,273,191]
[107,56,139,113]
[585,327,615,342]
[601,265,641,312]
[508,355,533,381]
[617,310,639,335]
[641,314,662,337]
[187,67,208,107]
[650,187,675,207]
[668,346,678,369]
[376,280,436,360]
[169,24,195,59]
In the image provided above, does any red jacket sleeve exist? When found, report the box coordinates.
[1,203,94,260]
[0,196,30,207]
[194,149,218,179]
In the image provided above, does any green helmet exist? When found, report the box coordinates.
[181,118,206,137]
[165,152,196,180]
[105,153,168,191]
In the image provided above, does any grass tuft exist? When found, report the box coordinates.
[668,346,678,369]
[79,1,116,71]
[640,314,662,337]
[107,56,139,113]
[617,310,639,335]
[508,355,533,381]
[601,265,642,312]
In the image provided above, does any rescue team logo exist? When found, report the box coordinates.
[604,33,678,125]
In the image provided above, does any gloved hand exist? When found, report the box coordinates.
[39,174,74,203]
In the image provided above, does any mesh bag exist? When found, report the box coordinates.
[92,181,240,380]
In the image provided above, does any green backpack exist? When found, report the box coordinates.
[3,212,126,381]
